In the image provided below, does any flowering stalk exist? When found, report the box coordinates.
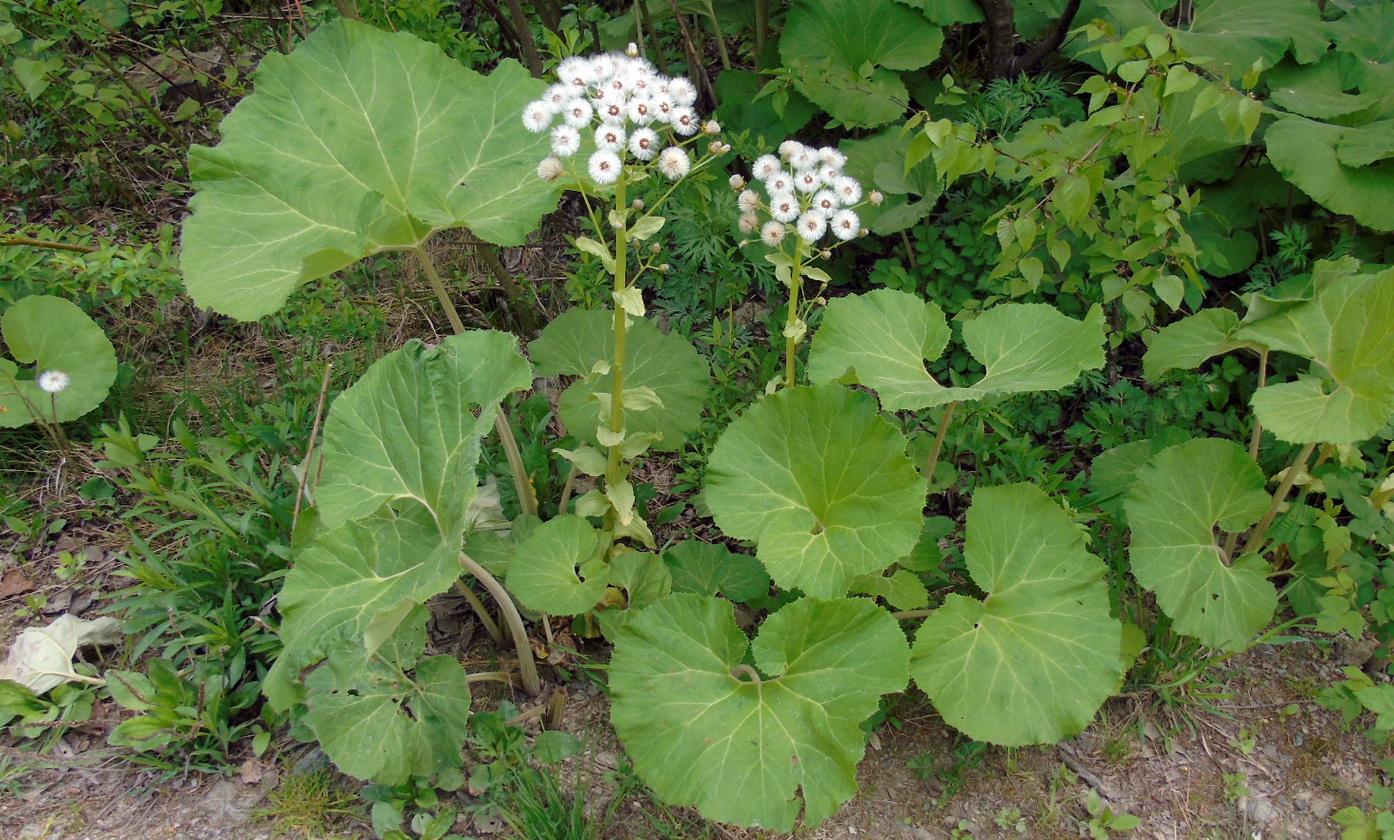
[735,141,881,388]
[524,47,728,539]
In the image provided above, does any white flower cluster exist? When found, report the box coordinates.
[523,49,709,185]
[737,141,877,247]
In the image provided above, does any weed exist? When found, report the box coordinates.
[257,767,363,838]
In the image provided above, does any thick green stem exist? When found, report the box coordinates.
[1240,441,1318,559]
[606,178,631,491]
[414,244,467,335]
[1223,349,1269,560]
[784,248,805,388]
[924,401,960,488]
[754,0,769,69]
[731,664,763,684]
[460,552,542,696]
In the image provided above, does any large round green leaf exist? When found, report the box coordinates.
[316,330,533,532]
[1266,115,1394,232]
[1077,0,1326,81]
[1235,266,1394,444]
[0,295,116,428]
[1142,308,1244,381]
[181,19,557,320]
[264,500,462,710]
[705,384,924,600]
[808,289,1105,411]
[780,0,944,128]
[529,309,708,451]
[911,484,1123,746]
[303,611,471,786]
[1124,438,1276,651]
[610,594,909,831]
[505,515,608,615]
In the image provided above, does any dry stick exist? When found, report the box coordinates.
[502,0,545,77]
[1241,441,1318,559]
[292,361,333,531]
[453,579,505,647]
[460,552,543,696]
[1059,745,1118,804]
[466,671,523,687]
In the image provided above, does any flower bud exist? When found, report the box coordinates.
[703,120,721,135]
[626,42,640,57]
[869,190,885,206]
[632,198,645,211]
[659,263,670,272]
[536,155,564,182]
[650,243,661,254]
[729,174,746,191]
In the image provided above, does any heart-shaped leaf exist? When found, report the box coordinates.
[609,594,910,831]
[1142,308,1245,381]
[809,289,1105,411]
[529,309,708,451]
[181,18,557,320]
[0,295,117,428]
[316,330,532,531]
[705,384,924,599]
[1266,115,1394,233]
[505,515,608,615]
[1235,265,1394,444]
[664,541,771,602]
[303,610,471,786]
[264,499,462,710]
[1124,438,1276,651]
[911,484,1123,746]
[780,0,944,127]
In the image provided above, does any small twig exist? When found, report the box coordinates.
[1059,744,1117,803]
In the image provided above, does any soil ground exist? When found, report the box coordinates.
[2,535,1389,840]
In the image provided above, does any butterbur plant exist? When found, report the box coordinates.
[169,15,1393,840]
[735,141,880,386]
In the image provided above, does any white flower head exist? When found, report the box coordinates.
[38,370,70,393]
[794,169,822,193]
[595,123,626,151]
[657,146,691,180]
[778,139,804,159]
[797,210,828,243]
[760,220,787,247]
[769,191,799,223]
[668,76,698,107]
[834,175,863,205]
[589,150,622,184]
[629,126,661,160]
[789,145,820,173]
[765,170,794,194]
[812,189,839,214]
[737,189,760,213]
[562,99,594,128]
[752,154,781,181]
[628,96,657,126]
[557,56,589,87]
[522,100,553,133]
[551,124,581,157]
[738,211,760,233]
[830,209,860,241]
[537,155,564,181]
[670,107,700,136]
[819,147,847,169]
